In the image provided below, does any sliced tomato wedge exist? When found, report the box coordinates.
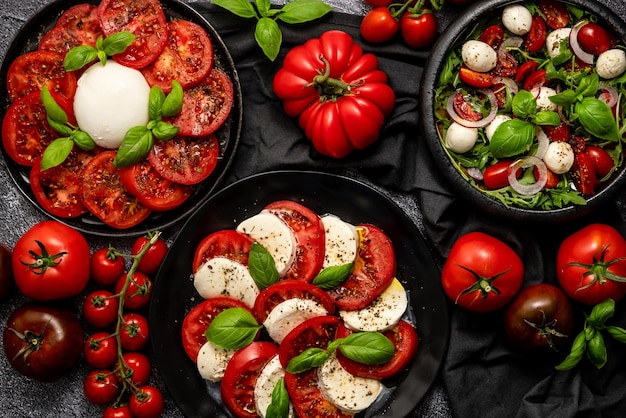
[278,315,340,368]
[264,200,326,282]
[81,150,152,229]
[97,0,168,69]
[478,25,505,48]
[147,135,219,185]
[459,66,494,88]
[327,224,396,311]
[6,50,77,102]
[192,230,254,273]
[253,280,336,323]
[524,15,547,53]
[118,159,193,211]
[539,0,570,29]
[165,68,234,137]
[39,3,103,55]
[141,19,214,93]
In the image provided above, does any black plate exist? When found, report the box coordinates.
[150,170,450,418]
[0,0,242,237]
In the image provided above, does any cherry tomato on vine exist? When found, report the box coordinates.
[115,271,153,310]
[83,369,120,405]
[117,352,151,386]
[132,233,168,276]
[103,405,133,418]
[84,332,118,369]
[120,312,150,351]
[360,7,400,43]
[129,385,164,418]
[83,290,119,329]
[90,247,125,286]
[400,11,437,49]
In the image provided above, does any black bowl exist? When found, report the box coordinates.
[419,0,626,222]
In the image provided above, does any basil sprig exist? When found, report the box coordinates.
[39,85,96,170]
[312,262,354,290]
[64,32,136,71]
[212,0,332,61]
[205,307,262,350]
[248,242,280,290]
[265,378,290,418]
[286,331,395,374]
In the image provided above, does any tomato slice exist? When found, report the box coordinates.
[253,280,336,323]
[335,320,418,380]
[452,92,483,122]
[221,342,279,418]
[141,19,214,93]
[39,4,103,55]
[524,15,547,53]
[81,150,152,229]
[6,50,76,102]
[97,0,168,69]
[165,69,234,137]
[264,200,326,282]
[459,66,494,88]
[118,159,193,211]
[539,0,570,29]
[522,69,548,91]
[515,61,539,83]
[278,315,340,368]
[147,135,219,185]
[478,25,505,48]
[571,152,597,195]
[192,230,254,273]
[327,225,396,311]
[181,297,253,361]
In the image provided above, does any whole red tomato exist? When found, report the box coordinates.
[441,232,524,312]
[129,385,164,418]
[556,224,626,305]
[90,247,126,286]
[83,369,120,405]
[83,290,119,329]
[0,242,13,300]
[120,312,150,351]
[117,352,151,386]
[504,283,573,350]
[115,271,153,310]
[12,220,90,300]
[400,11,438,49]
[360,7,400,43]
[131,233,168,276]
[3,303,83,382]
[84,332,118,369]
[103,405,133,418]
[273,30,396,158]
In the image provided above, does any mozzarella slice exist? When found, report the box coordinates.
[263,298,329,344]
[193,256,260,308]
[237,211,296,276]
[317,353,383,413]
[321,214,358,268]
[340,278,408,332]
[254,354,294,418]
[196,340,237,382]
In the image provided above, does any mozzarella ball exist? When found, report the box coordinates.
[445,122,478,153]
[502,5,533,35]
[461,40,498,72]
[543,141,574,174]
[596,49,626,79]
[536,87,558,111]
[484,114,511,142]
[545,28,571,58]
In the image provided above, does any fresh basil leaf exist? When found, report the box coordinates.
[576,73,599,99]
[575,97,619,142]
[587,298,615,326]
[512,90,537,119]
[255,17,282,62]
[114,126,154,168]
[605,326,626,344]
[551,38,572,66]
[102,31,135,56]
[587,332,607,369]
[162,80,184,118]
[533,111,560,126]
[41,138,74,170]
[72,130,96,150]
[338,332,395,365]
[277,0,333,24]
[248,242,280,290]
[206,307,261,349]
[489,119,535,158]
[64,45,98,71]
[265,378,290,418]
[312,263,354,290]
[152,121,179,141]
[47,118,73,136]
[255,0,271,16]
[40,85,69,125]
[549,89,577,107]
[149,86,166,121]
[555,331,586,371]
[213,0,258,18]
[286,348,329,374]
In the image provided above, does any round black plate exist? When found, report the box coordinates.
[149,171,450,418]
[0,0,242,237]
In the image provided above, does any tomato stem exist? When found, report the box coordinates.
[310,56,356,101]
[21,240,67,274]
[566,246,626,292]
[523,310,568,351]
[455,263,506,303]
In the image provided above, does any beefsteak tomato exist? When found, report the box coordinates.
[273,30,395,158]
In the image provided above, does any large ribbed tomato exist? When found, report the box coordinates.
[272,30,395,158]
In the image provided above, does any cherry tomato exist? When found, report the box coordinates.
[478,25,505,48]
[400,11,437,49]
[585,145,615,178]
[115,271,153,310]
[3,303,83,382]
[192,230,254,273]
[571,152,597,195]
[576,23,615,56]
[103,405,133,418]
[522,69,547,91]
[504,283,573,350]
[534,166,559,189]
[542,123,571,142]
[452,92,483,122]
[131,233,169,276]
[129,385,164,418]
[441,232,524,312]
[84,332,118,369]
[118,352,151,387]
[90,247,126,287]
[459,66,495,88]
[39,3,102,55]
[83,290,119,329]
[83,369,120,405]
[360,7,400,44]
[0,243,13,301]
[524,15,547,53]
[12,220,90,301]
[539,0,570,29]
[120,312,150,351]
[515,61,539,83]
[556,224,626,305]
[483,160,521,190]
[493,47,518,77]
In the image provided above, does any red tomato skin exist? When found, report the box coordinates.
[515,61,539,83]
[147,135,219,185]
[571,152,597,195]
[459,66,494,88]
[400,12,438,49]
[131,234,168,276]
[120,312,150,351]
[83,290,119,329]
[278,315,340,368]
[365,0,393,6]
[539,0,570,29]
[83,369,120,405]
[479,25,505,48]
[523,69,547,91]
[117,352,151,387]
[441,232,524,312]
[483,160,520,189]
[12,221,90,301]
[525,15,547,53]
[542,123,571,142]
[577,23,615,56]
[585,145,615,178]
[129,385,164,418]
[84,332,118,369]
[90,247,126,287]
[39,4,102,55]
[360,7,400,43]
[556,224,626,305]
[103,405,133,418]
[192,230,254,273]
[115,271,153,310]
[0,243,13,301]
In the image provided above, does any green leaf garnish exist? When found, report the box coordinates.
[312,263,354,290]
[205,307,261,349]
[248,242,280,290]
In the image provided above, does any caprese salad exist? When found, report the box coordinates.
[181,200,419,418]
[435,0,626,210]
[1,0,234,229]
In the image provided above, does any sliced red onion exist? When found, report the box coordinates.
[445,89,498,128]
[493,76,519,95]
[570,20,595,65]
[533,127,549,159]
[500,36,524,50]
[467,167,484,181]
[508,156,548,195]
[598,81,618,108]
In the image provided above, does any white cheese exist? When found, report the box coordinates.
[543,141,574,175]
[461,40,497,73]
[321,214,358,268]
[596,49,626,79]
[254,354,294,418]
[196,340,236,382]
[545,28,572,58]
[193,256,260,308]
[502,4,533,35]
[445,122,478,153]
[263,298,328,344]
[536,86,558,112]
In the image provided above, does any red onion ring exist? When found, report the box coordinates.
[500,36,524,50]
[467,167,484,181]
[508,156,548,195]
[533,127,549,159]
[570,20,595,65]
[492,76,519,95]
[598,81,619,108]
[445,89,498,128]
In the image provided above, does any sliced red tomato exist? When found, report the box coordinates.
[253,280,336,323]
[478,25,505,48]
[118,159,192,211]
[515,61,539,83]
[181,297,253,361]
[571,152,597,195]
[539,0,570,29]
[39,4,103,55]
[6,50,76,102]
[452,92,483,122]
[327,224,396,311]
[459,66,494,88]
[97,0,168,69]
[278,315,340,367]
[165,69,234,137]
[81,150,152,229]
[523,69,548,91]
[147,135,219,185]
[141,19,213,93]
[335,320,418,380]
[525,15,547,53]
[285,368,352,418]
[492,48,518,77]
[264,200,326,282]
[542,123,571,142]
[221,342,279,418]
[192,230,254,273]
